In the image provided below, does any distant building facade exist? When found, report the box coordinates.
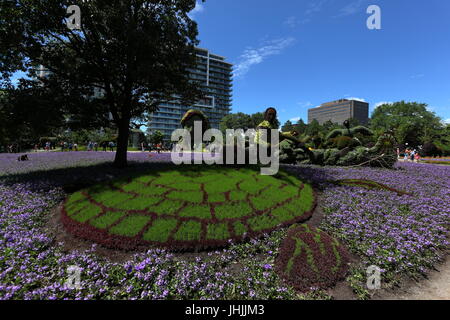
[147,48,233,141]
[308,99,369,125]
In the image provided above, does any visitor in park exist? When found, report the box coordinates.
[411,149,416,162]
[34,144,38,152]
[415,152,420,162]
[74,143,78,151]
[102,141,107,152]
[109,141,115,152]
[45,141,50,152]
[68,143,73,151]
[94,142,98,152]
[60,141,65,152]
[404,149,409,161]
[397,148,400,159]
[156,143,162,154]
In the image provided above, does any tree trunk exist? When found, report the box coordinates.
[114,119,130,168]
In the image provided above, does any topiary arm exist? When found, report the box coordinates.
[349,126,373,137]
[325,129,345,141]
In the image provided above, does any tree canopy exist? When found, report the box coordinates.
[0,0,205,166]
[220,111,280,133]
[370,101,443,146]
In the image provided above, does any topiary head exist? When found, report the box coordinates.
[264,107,277,124]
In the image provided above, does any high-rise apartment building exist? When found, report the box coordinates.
[147,48,233,141]
[308,99,369,125]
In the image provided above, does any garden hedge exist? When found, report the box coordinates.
[275,224,350,291]
[62,166,316,250]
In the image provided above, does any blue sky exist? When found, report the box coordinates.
[191,0,450,124]
[9,0,450,125]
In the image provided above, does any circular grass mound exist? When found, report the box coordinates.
[275,224,350,291]
[62,166,316,250]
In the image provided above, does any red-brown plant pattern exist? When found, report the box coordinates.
[275,224,351,291]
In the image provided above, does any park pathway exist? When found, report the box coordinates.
[377,257,450,300]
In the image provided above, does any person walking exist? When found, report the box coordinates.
[411,149,416,162]
[109,141,115,152]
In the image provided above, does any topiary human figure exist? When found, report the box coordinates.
[179,109,211,150]
[255,108,314,163]
[254,107,278,149]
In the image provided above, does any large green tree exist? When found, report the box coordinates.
[219,112,253,132]
[148,130,164,145]
[0,0,204,166]
[219,111,280,133]
[294,119,307,135]
[0,80,67,147]
[370,101,443,147]
[281,120,294,132]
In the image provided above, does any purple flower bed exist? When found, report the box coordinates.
[284,162,450,297]
[0,152,448,299]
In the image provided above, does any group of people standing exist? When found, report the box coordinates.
[59,141,78,152]
[58,141,115,152]
[398,148,420,162]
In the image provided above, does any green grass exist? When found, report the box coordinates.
[71,205,102,223]
[110,215,152,237]
[90,211,125,228]
[63,165,315,249]
[143,219,178,242]
[173,221,202,241]
[207,222,230,240]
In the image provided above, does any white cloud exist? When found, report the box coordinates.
[336,0,369,17]
[233,37,296,78]
[188,1,205,18]
[290,0,327,25]
[290,117,301,123]
[444,119,450,124]
[284,16,300,28]
[346,97,366,102]
[305,0,327,16]
[297,101,313,108]
[374,101,393,108]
